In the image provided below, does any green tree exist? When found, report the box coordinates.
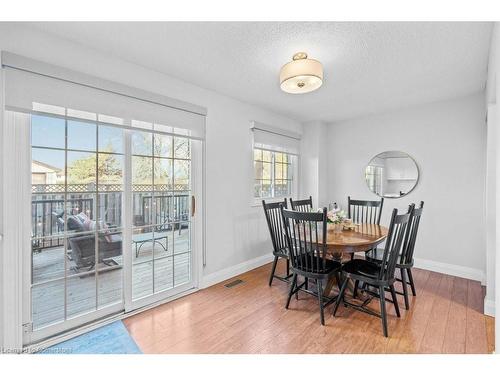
[67,146,122,185]
[67,134,190,189]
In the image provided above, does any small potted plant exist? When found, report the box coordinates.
[325,208,348,232]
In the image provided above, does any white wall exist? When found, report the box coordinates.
[326,93,487,279]
[485,22,499,326]
[485,104,496,316]
[300,121,329,207]
[0,23,302,327]
[0,58,3,348]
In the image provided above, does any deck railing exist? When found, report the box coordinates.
[32,197,94,251]
[32,184,190,251]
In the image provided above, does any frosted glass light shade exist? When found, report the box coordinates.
[280,53,323,94]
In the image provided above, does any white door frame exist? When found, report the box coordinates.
[21,116,128,345]
[125,136,203,312]
[2,110,31,350]
[2,112,204,348]
[492,103,500,353]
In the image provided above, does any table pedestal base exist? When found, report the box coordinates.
[323,252,354,297]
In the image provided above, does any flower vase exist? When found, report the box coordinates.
[328,223,343,233]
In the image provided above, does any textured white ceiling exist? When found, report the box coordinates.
[26,22,493,123]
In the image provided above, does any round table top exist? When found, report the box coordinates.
[325,224,388,253]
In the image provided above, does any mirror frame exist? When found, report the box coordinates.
[365,150,420,199]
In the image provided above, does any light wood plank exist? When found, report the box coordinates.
[442,276,468,353]
[485,315,495,354]
[122,262,494,354]
[395,271,442,353]
[465,279,489,353]
[419,274,454,352]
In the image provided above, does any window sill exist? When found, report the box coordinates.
[251,197,290,208]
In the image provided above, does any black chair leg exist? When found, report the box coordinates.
[286,258,290,277]
[400,268,410,310]
[295,276,301,300]
[335,273,342,292]
[389,285,401,318]
[333,278,349,317]
[353,280,360,298]
[407,268,417,296]
[305,277,309,291]
[269,256,279,286]
[379,286,388,337]
[286,274,297,309]
[317,279,325,325]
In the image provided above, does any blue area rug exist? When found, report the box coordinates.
[39,321,142,354]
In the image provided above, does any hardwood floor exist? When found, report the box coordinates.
[124,260,495,354]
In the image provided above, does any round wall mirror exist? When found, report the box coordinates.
[365,151,419,198]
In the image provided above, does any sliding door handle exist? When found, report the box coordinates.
[191,195,196,217]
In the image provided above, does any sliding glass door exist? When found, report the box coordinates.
[129,127,195,308]
[29,113,125,338]
[23,112,200,344]
[3,53,204,347]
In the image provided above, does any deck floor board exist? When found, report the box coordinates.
[31,231,190,329]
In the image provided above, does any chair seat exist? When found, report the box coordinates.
[293,254,341,277]
[342,259,381,280]
[366,248,413,268]
[365,248,385,262]
[274,246,289,258]
[275,243,303,258]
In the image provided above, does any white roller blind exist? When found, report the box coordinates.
[251,121,301,155]
[2,52,206,139]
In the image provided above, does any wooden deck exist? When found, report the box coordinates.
[31,230,191,329]
[124,261,495,354]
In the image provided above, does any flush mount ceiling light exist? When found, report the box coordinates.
[279,52,323,94]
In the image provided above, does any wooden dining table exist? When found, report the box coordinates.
[322,223,389,296]
[324,223,389,260]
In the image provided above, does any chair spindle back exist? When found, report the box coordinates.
[281,206,330,274]
[262,199,288,255]
[378,206,411,281]
[348,196,384,224]
[289,196,313,213]
[400,201,424,266]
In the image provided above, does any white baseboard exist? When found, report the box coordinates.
[413,257,486,284]
[200,253,274,289]
[201,255,489,305]
[201,255,486,289]
[484,298,495,317]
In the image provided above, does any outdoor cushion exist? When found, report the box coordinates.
[82,219,112,242]
[76,212,89,223]
[67,215,84,231]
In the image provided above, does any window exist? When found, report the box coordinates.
[251,121,300,203]
[254,148,294,199]
[365,165,383,195]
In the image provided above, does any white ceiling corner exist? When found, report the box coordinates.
[25,22,493,123]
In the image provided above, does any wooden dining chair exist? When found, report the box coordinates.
[333,206,411,337]
[281,206,342,325]
[365,201,424,309]
[262,199,293,286]
[348,196,384,224]
[289,196,314,290]
[347,196,384,260]
[289,196,313,212]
